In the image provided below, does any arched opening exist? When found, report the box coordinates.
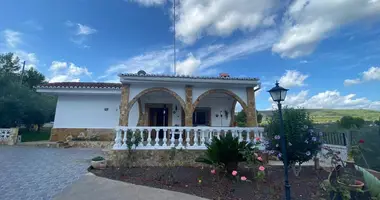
[125,87,186,140]
[192,89,249,127]
[126,87,186,127]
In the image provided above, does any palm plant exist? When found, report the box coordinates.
[195,133,254,171]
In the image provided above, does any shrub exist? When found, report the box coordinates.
[266,108,322,167]
[92,156,105,161]
[195,133,254,171]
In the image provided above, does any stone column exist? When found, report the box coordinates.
[185,85,193,126]
[230,100,237,127]
[119,84,130,126]
[246,87,258,127]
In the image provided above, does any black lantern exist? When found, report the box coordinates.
[268,81,291,200]
[268,81,288,102]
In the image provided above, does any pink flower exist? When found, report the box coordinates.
[211,169,216,174]
[240,176,247,181]
[256,137,260,141]
[257,156,263,161]
[259,166,265,171]
[232,170,238,176]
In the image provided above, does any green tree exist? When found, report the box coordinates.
[338,116,365,129]
[22,68,46,89]
[0,52,56,129]
[0,53,21,73]
[235,110,263,127]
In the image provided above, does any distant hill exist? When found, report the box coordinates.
[259,109,380,124]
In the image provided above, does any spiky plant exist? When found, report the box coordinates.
[195,133,254,171]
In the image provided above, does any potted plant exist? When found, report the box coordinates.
[91,156,106,169]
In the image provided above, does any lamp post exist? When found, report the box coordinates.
[268,81,291,200]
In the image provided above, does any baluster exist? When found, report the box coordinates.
[170,128,175,147]
[238,129,243,142]
[208,129,212,144]
[246,129,251,143]
[113,129,122,149]
[121,129,128,149]
[131,129,136,148]
[200,129,206,147]
[154,128,160,147]
[185,128,190,147]
[162,128,168,147]
[147,128,152,147]
[177,128,184,148]
[139,129,144,147]
[194,129,199,147]
[216,129,220,140]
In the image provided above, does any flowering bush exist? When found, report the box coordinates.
[266,108,322,166]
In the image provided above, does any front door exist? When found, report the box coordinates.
[149,107,169,138]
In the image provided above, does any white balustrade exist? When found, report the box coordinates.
[113,126,265,150]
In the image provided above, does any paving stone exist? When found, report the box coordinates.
[0,146,102,200]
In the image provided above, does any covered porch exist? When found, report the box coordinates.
[115,73,264,150]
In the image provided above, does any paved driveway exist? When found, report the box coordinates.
[0,146,102,200]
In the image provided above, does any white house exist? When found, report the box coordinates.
[37,72,264,149]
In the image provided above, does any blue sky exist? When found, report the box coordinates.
[1,0,380,110]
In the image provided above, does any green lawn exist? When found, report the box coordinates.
[19,127,51,142]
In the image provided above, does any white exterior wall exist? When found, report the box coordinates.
[192,87,247,105]
[129,84,186,102]
[54,94,121,128]
[197,97,234,127]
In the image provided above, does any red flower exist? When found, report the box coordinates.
[359,139,364,144]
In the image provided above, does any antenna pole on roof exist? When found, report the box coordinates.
[173,0,176,75]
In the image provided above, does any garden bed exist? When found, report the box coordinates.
[90,166,329,200]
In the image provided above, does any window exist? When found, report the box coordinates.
[193,108,210,126]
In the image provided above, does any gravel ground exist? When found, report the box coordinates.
[0,146,103,200]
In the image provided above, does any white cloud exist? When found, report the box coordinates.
[1,29,39,69]
[48,61,92,83]
[14,51,39,69]
[279,70,308,88]
[127,0,166,6]
[344,78,361,86]
[363,66,380,81]
[77,24,97,35]
[3,29,22,48]
[199,30,277,69]
[49,61,67,71]
[273,0,380,58]
[176,53,201,75]
[102,31,275,80]
[175,0,277,44]
[272,90,380,110]
[49,75,80,83]
[65,21,97,47]
[344,66,380,86]
[105,46,174,78]
[68,63,91,76]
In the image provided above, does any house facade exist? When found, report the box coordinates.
[37,72,261,144]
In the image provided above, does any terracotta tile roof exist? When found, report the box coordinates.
[36,82,122,89]
[119,73,259,81]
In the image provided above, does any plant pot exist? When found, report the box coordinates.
[91,160,106,169]
[337,180,364,190]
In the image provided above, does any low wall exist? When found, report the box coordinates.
[105,149,206,168]
[68,141,113,149]
[0,128,19,145]
[50,128,114,141]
